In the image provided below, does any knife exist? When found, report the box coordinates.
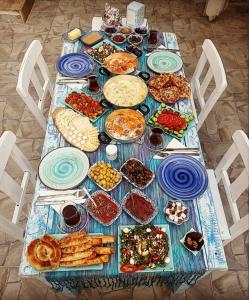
[153,152,200,159]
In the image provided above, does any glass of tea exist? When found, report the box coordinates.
[88,75,101,93]
[61,202,81,227]
[148,30,158,45]
[145,30,158,52]
[144,127,165,151]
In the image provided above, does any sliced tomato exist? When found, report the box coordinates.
[120,264,137,273]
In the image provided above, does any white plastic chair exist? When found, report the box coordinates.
[16,40,54,132]
[0,131,36,242]
[207,130,249,246]
[190,39,227,131]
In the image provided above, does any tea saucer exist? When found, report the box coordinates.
[57,204,89,233]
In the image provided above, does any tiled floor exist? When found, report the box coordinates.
[0,0,248,299]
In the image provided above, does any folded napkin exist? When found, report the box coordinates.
[153,138,199,160]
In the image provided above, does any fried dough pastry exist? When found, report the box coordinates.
[60,250,94,262]
[60,255,110,267]
[27,234,61,271]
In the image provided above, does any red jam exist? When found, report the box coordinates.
[112,34,125,43]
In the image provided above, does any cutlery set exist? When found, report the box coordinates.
[35,189,90,206]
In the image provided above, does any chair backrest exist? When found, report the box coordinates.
[214,130,249,245]
[0,131,36,241]
[190,39,227,131]
[16,40,53,132]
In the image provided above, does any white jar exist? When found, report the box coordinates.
[106,145,118,161]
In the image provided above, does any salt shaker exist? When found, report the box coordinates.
[106,145,118,161]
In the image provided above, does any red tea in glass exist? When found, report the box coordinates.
[148,30,158,45]
[149,127,164,147]
[62,203,80,227]
[88,75,100,92]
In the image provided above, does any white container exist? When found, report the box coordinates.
[106,144,118,161]
[126,1,145,28]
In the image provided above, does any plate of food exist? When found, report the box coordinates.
[38,147,89,190]
[52,108,100,152]
[57,53,95,78]
[103,52,138,75]
[86,190,122,226]
[85,39,123,64]
[120,158,154,189]
[147,104,194,139]
[118,224,174,273]
[157,155,208,201]
[63,91,106,122]
[148,73,191,104]
[88,161,122,191]
[180,228,205,255]
[164,200,189,225]
[147,51,183,74]
[26,231,115,272]
[122,189,158,225]
[104,109,146,142]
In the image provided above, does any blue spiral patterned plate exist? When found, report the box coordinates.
[157,155,208,200]
[38,147,89,190]
[56,53,94,78]
[147,51,183,73]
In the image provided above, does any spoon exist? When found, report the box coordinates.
[83,187,97,207]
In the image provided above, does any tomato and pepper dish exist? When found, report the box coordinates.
[65,91,105,120]
[86,191,121,226]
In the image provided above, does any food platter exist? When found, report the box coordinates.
[86,39,123,64]
[52,108,100,152]
[103,52,138,75]
[122,189,158,225]
[86,190,122,226]
[147,51,183,74]
[26,233,104,272]
[118,224,174,273]
[38,147,89,190]
[147,104,195,140]
[63,91,107,122]
[120,158,155,189]
[104,109,146,142]
[103,75,148,108]
[148,73,191,103]
[26,231,115,272]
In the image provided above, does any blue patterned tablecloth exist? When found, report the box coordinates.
[19,32,227,292]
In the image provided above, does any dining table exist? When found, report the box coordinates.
[19,29,227,295]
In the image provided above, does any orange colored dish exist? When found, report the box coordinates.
[105,109,145,141]
[103,52,138,75]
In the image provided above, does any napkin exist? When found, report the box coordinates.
[153,138,200,160]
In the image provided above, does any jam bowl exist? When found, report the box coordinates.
[127,34,143,46]
[111,33,127,44]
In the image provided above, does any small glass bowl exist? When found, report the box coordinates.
[85,190,122,226]
[122,189,158,225]
[104,26,118,36]
[111,33,127,44]
[119,26,134,36]
[164,200,189,226]
[180,228,205,256]
[127,34,143,46]
[134,27,148,37]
